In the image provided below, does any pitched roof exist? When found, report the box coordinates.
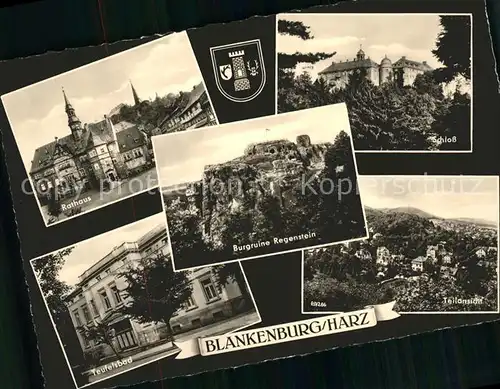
[393,56,433,71]
[318,58,379,75]
[178,82,207,116]
[29,118,115,174]
[113,121,136,133]
[116,125,147,153]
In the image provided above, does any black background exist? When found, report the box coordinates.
[188,17,276,122]
[0,0,499,388]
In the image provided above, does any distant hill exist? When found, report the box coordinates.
[365,206,438,220]
[444,217,497,228]
[365,206,496,228]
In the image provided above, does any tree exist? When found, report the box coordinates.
[47,185,62,218]
[32,248,86,369]
[277,19,336,113]
[32,248,73,322]
[165,197,211,266]
[212,262,252,309]
[119,254,193,342]
[432,15,471,83]
[434,89,471,150]
[342,75,437,150]
[78,321,123,360]
[316,131,366,240]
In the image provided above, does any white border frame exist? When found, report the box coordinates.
[274,13,474,154]
[300,175,500,315]
[0,31,220,228]
[152,103,370,272]
[29,212,261,389]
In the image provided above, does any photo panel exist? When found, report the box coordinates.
[276,13,473,152]
[29,213,261,389]
[153,103,369,271]
[302,175,499,315]
[1,31,218,227]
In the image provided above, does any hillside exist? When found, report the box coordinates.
[365,206,496,228]
[445,217,497,228]
[376,206,439,220]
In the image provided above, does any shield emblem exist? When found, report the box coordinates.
[210,39,266,103]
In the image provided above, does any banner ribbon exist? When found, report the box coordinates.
[174,301,399,359]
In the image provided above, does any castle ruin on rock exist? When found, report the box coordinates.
[185,134,332,247]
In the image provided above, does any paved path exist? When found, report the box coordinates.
[85,311,260,383]
[42,168,158,223]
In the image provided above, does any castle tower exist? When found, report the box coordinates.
[229,50,250,92]
[62,87,84,141]
[379,55,393,84]
[356,45,366,61]
[130,80,141,105]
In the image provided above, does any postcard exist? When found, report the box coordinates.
[30,213,261,388]
[154,104,368,270]
[276,14,473,152]
[0,1,498,388]
[1,31,217,227]
[302,175,499,314]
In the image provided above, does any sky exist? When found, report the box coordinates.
[1,32,203,169]
[277,14,448,80]
[359,176,499,223]
[36,213,165,286]
[154,103,351,188]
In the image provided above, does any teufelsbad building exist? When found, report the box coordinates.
[64,223,249,359]
[318,47,433,88]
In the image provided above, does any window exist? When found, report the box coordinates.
[200,278,219,302]
[184,295,196,309]
[73,311,82,326]
[89,299,99,317]
[83,336,91,348]
[96,275,101,281]
[78,168,87,177]
[110,283,122,304]
[81,306,91,323]
[105,269,111,275]
[93,163,100,171]
[99,289,111,310]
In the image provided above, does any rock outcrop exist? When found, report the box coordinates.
[186,135,331,248]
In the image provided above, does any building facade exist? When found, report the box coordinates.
[29,90,126,205]
[318,48,432,89]
[159,82,217,133]
[30,84,150,205]
[64,223,247,359]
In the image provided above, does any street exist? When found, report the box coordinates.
[41,167,158,224]
[84,310,260,384]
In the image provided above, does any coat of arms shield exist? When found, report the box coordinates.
[210,39,266,103]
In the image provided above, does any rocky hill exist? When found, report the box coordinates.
[188,134,331,247]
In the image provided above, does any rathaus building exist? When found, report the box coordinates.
[318,47,433,89]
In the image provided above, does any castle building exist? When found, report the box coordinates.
[29,89,126,205]
[159,82,217,133]
[318,47,433,89]
[64,223,248,358]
